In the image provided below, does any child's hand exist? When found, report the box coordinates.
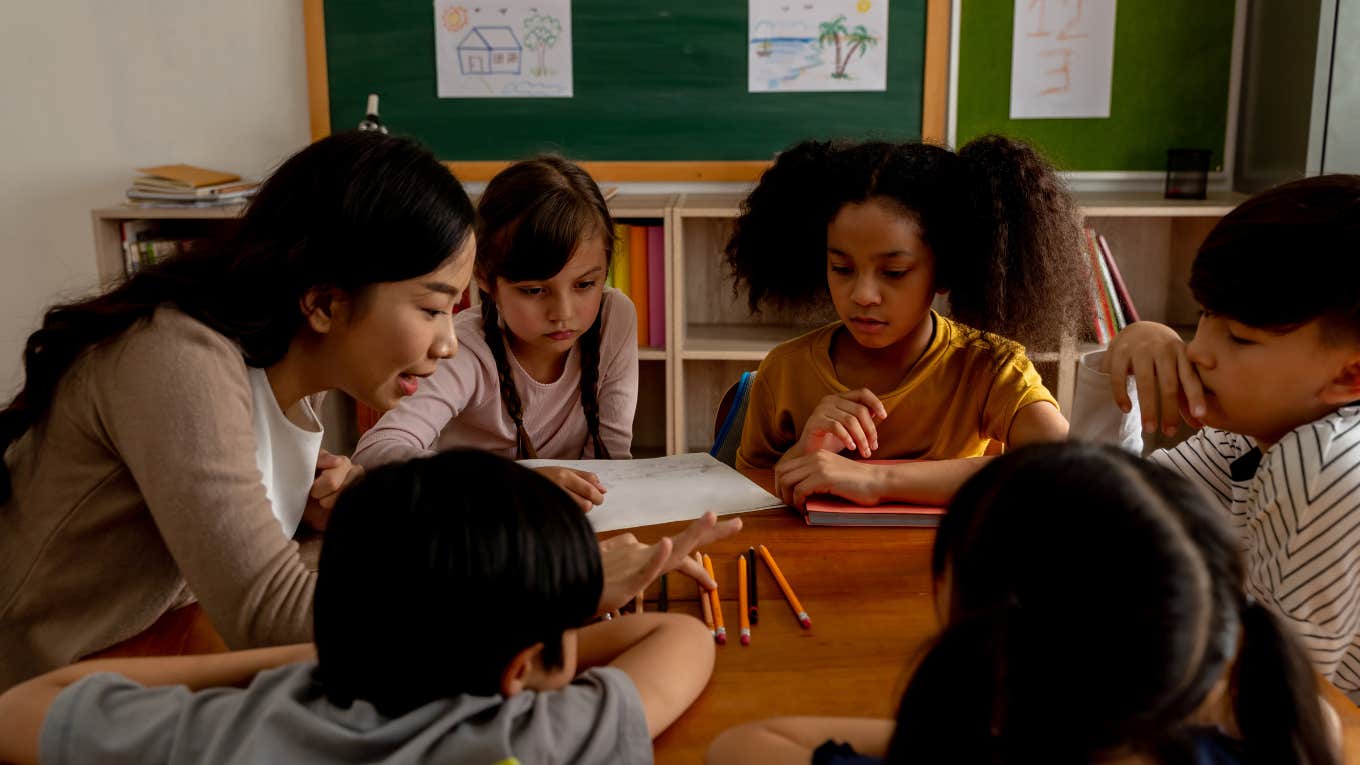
[596,511,743,614]
[798,388,887,458]
[302,450,364,531]
[534,466,607,512]
[1104,322,1206,435]
[774,450,882,509]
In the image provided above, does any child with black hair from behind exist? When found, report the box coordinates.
[729,136,1089,508]
[0,449,715,764]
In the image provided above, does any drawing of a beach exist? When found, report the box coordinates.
[748,0,888,93]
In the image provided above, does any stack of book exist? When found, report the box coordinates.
[607,223,666,349]
[1084,227,1139,344]
[126,164,257,207]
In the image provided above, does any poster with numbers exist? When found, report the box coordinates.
[1009,0,1116,118]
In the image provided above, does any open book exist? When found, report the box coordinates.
[803,460,945,527]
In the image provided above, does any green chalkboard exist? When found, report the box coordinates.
[956,0,1236,172]
[323,0,926,161]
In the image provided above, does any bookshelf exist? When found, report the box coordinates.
[92,190,1244,457]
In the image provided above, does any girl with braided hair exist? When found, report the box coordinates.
[354,155,638,511]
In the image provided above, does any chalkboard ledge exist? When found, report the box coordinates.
[445,161,773,183]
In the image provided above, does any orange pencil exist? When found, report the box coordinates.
[703,553,727,645]
[737,553,751,645]
[758,544,811,628]
[696,552,715,635]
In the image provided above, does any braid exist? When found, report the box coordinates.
[480,296,534,458]
[576,308,609,458]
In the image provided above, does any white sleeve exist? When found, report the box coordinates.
[1068,349,1144,453]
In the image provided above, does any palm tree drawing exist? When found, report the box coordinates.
[819,15,879,79]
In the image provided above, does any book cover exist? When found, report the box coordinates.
[1089,228,1125,330]
[134,164,240,190]
[1097,233,1140,324]
[629,225,649,347]
[611,224,631,297]
[646,226,665,348]
[1083,229,1113,343]
[802,460,946,527]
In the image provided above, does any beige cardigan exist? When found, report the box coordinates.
[0,308,316,689]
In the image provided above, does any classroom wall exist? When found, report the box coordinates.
[0,2,310,395]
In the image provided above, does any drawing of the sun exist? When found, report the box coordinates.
[856,0,871,12]
[443,6,469,32]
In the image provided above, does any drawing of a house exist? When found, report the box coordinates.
[457,26,522,75]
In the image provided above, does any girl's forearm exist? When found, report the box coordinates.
[877,458,991,506]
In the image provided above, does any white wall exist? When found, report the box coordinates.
[0,1,311,395]
[1325,0,1360,172]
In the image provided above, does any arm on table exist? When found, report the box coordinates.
[576,613,715,738]
[0,644,314,765]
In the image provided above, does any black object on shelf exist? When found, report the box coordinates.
[1165,149,1210,199]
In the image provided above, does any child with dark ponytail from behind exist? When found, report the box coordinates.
[708,442,1342,765]
[729,136,1089,507]
[354,156,639,511]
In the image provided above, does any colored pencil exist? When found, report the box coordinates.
[737,553,751,645]
[659,573,669,612]
[703,553,727,644]
[746,547,759,624]
[696,552,715,635]
[758,544,811,628]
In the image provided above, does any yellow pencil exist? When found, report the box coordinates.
[696,552,715,635]
[758,544,811,628]
[737,553,751,646]
[703,553,727,644]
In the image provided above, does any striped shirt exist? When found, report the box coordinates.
[1150,405,1360,704]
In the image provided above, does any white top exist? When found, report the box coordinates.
[352,288,638,466]
[1073,351,1360,704]
[248,367,323,537]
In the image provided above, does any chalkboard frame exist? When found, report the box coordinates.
[302,0,950,181]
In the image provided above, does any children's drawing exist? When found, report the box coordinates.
[434,0,573,98]
[749,0,888,93]
[1009,0,1117,118]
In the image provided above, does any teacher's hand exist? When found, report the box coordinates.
[596,511,743,614]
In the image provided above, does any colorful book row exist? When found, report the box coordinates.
[607,223,666,349]
[1083,227,1140,345]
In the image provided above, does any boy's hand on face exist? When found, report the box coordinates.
[774,450,882,509]
[798,389,887,459]
[534,466,607,512]
[596,512,743,615]
[1105,322,1206,435]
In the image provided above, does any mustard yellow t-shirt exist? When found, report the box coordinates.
[736,312,1058,471]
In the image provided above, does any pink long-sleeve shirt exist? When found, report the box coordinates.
[352,287,638,466]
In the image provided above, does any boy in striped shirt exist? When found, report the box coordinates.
[1091,175,1360,703]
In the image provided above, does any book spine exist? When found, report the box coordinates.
[1091,229,1125,330]
[1083,229,1112,344]
[630,225,649,348]
[646,226,665,348]
[1097,233,1140,324]
[611,224,631,295]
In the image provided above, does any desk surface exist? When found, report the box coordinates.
[628,471,1360,764]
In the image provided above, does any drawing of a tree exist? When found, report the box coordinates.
[522,13,562,76]
[818,15,848,76]
[819,15,879,79]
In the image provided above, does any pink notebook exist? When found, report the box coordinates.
[802,460,945,527]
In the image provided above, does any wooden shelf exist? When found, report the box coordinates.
[607,193,675,220]
[1075,191,1247,217]
[674,193,744,218]
[682,323,815,360]
[639,348,666,361]
[93,203,247,221]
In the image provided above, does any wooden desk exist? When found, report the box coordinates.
[626,471,1360,764]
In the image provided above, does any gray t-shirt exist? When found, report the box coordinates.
[40,662,651,764]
